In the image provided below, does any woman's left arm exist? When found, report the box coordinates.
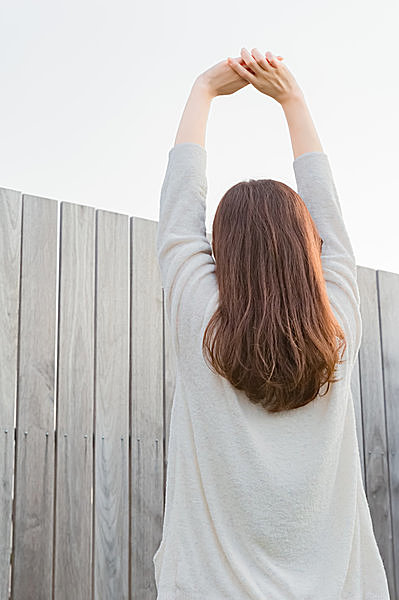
[174,57,250,147]
[157,57,248,357]
[174,79,214,148]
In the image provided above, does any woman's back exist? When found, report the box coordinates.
[154,142,390,599]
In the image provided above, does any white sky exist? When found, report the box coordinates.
[1,0,398,273]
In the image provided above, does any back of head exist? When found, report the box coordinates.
[202,178,347,413]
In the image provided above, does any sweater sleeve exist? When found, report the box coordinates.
[293,151,362,367]
[156,142,217,358]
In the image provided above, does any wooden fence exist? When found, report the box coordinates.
[0,185,398,600]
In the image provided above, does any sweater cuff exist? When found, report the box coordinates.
[169,142,207,161]
[293,150,327,165]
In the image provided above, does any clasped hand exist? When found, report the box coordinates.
[197,47,300,105]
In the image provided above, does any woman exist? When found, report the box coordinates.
[154,48,390,599]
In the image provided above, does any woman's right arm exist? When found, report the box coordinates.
[281,92,324,159]
[281,84,362,366]
[228,49,362,365]
[228,48,324,158]
[292,149,362,367]
[283,91,362,368]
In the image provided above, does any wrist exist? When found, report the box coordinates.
[192,76,216,101]
[279,90,306,109]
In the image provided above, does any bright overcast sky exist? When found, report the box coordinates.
[1,0,398,274]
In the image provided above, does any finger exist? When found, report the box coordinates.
[250,47,272,71]
[265,50,280,68]
[231,56,249,66]
[240,47,263,75]
[225,56,249,68]
[227,57,257,84]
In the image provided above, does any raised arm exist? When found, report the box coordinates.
[227,47,323,158]
[228,48,362,365]
[173,55,251,148]
[157,57,253,357]
[280,70,362,366]
[281,93,324,159]
[292,149,362,366]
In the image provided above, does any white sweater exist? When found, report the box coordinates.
[154,142,390,599]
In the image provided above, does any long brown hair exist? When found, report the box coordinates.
[202,178,347,413]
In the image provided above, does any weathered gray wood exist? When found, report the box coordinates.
[94,210,130,599]
[377,269,399,600]
[131,217,163,600]
[0,188,22,600]
[357,266,395,597]
[12,194,58,599]
[54,202,95,599]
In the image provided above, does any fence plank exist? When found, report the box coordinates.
[0,188,22,600]
[357,266,395,597]
[131,217,163,600]
[12,194,58,599]
[54,202,95,599]
[94,210,130,599]
[377,269,399,600]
